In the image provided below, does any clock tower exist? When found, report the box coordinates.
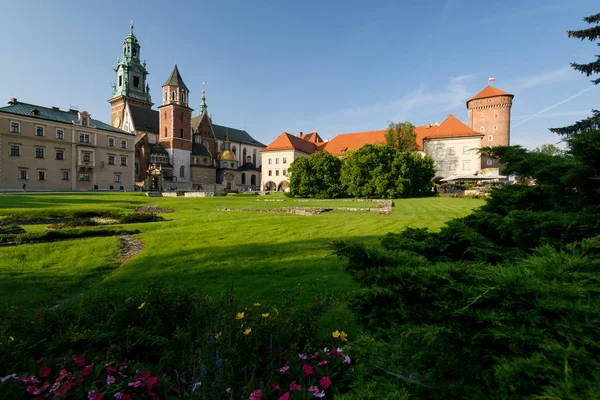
[108,21,152,130]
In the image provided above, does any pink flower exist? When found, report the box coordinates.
[308,386,319,393]
[104,363,117,373]
[289,381,303,391]
[302,364,315,377]
[147,376,158,389]
[39,366,51,378]
[114,393,132,400]
[226,387,232,394]
[88,390,103,400]
[37,357,44,364]
[128,381,142,387]
[26,386,41,395]
[271,383,281,391]
[107,375,116,385]
[279,365,289,374]
[279,392,291,400]
[317,360,329,366]
[343,355,351,364]
[83,364,94,376]
[22,376,40,384]
[328,348,342,357]
[311,352,319,359]
[73,354,85,367]
[298,353,308,359]
[319,376,332,389]
[249,389,262,400]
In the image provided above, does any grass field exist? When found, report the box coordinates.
[0,193,483,322]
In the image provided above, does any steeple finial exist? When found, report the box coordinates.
[225,127,229,141]
[130,20,134,33]
[200,82,208,114]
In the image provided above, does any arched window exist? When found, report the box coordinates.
[251,174,256,186]
[230,162,234,168]
[180,128,184,138]
[193,157,197,164]
[232,146,237,155]
[164,91,167,101]
[242,148,247,163]
[252,150,257,165]
[180,92,183,102]
[179,166,185,178]
[171,92,175,101]
[241,173,246,184]
[82,118,87,127]
[164,127,167,137]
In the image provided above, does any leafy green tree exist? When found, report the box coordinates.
[288,151,343,198]
[340,145,434,198]
[550,12,600,135]
[384,121,419,152]
[533,143,564,156]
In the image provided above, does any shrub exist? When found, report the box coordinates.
[0,225,26,235]
[118,213,164,224]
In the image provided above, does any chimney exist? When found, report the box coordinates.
[299,132,304,137]
[51,106,59,111]
[9,98,17,104]
[425,123,431,129]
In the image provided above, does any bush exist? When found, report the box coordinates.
[118,213,164,224]
[0,228,139,244]
[0,225,26,235]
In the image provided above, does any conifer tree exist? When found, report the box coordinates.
[550,12,600,134]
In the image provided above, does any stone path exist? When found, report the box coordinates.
[118,234,144,264]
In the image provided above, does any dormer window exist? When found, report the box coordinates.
[82,118,88,127]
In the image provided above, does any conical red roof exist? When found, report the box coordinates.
[468,86,512,101]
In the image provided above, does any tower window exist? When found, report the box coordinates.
[164,127,167,137]
[132,47,137,57]
[180,128,184,138]
[180,112,183,121]
[119,76,122,87]
[480,127,484,132]
[481,116,484,120]
[488,135,493,141]
[134,76,140,88]
[171,92,175,101]
[493,125,497,130]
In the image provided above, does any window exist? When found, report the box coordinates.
[480,127,485,132]
[10,122,19,133]
[38,170,46,180]
[241,173,246,184]
[449,162,457,171]
[19,169,28,180]
[180,128,184,138]
[62,171,69,181]
[79,133,90,143]
[481,116,484,120]
[283,157,287,164]
[82,152,91,162]
[179,166,185,178]
[9,144,20,156]
[55,149,64,160]
[121,140,127,149]
[82,118,87,127]
[283,169,287,175]
[35,147,45,158]
[275,158,279,164]
[486,159,493,166]
[56,129,64,139]
[119,76,122,87]
[230,162,234,168]
[171,92,175,101]
[133,76,140,88]
[463,161,470,170]
[268,170,272,176]
[79,173,90,181]
[449,147,456,155]
[108,138,115,147]
[108,155,115,165]
[275,170,280,176]
[488,135,493,142]
[36,126,44,137]
[120,156,127,166]
[493,126,497,130]
[164,111,167,119]
[114,174,121,183]
[164,127,167,137]
[268,158,272,164]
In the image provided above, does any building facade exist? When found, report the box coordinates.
[109,24,265,191]
[0,99,135,191]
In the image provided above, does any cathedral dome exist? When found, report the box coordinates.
[217,149,237,161]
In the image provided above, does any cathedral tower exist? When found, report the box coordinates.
[159,64,193,182]
[467,85,513,169]
[108,22,152,129]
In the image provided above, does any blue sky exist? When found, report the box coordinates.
[1,0,598,148]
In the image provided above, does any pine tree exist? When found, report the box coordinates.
[550,12,600,135]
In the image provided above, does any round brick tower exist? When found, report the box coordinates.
[467,86,514,170]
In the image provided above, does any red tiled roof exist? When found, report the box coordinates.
[302,132,324,143]
[262,132,319,154]
[322,130,387,156]
[417,115,482,147]
[468,86,513,101]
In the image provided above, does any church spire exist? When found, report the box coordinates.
[200,82,208,114]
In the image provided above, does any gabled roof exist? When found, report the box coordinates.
[425,114,481,138]
[301,132,324,143]
[212,124,265,147]
[263,132,319,154]
[129,103,159,134]
[323,130,386,156]
[162,64,188,90]
[468,86,513,101]
[0,101,133,135]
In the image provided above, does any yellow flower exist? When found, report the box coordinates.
[254,303,261,307]
[9,336,14,341]
[243,328,252,335]
[138,302,146,309]
[332,330,341,339]
[262,313,269,318]
[236,312,245,320]
[215,332,222,340]
[340,331,348,342]
[273,307,279,314]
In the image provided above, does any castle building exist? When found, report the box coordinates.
[261,85,513,190]
[0,98,135,191]
[109,24,265,191]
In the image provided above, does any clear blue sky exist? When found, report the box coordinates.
[2,0,598,149]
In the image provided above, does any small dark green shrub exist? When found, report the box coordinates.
[49,218,99,229]
[118,213,164,224]
[0,225,26,235]
[0,228,139,244]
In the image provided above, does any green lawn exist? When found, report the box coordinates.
[0,193,483,314]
